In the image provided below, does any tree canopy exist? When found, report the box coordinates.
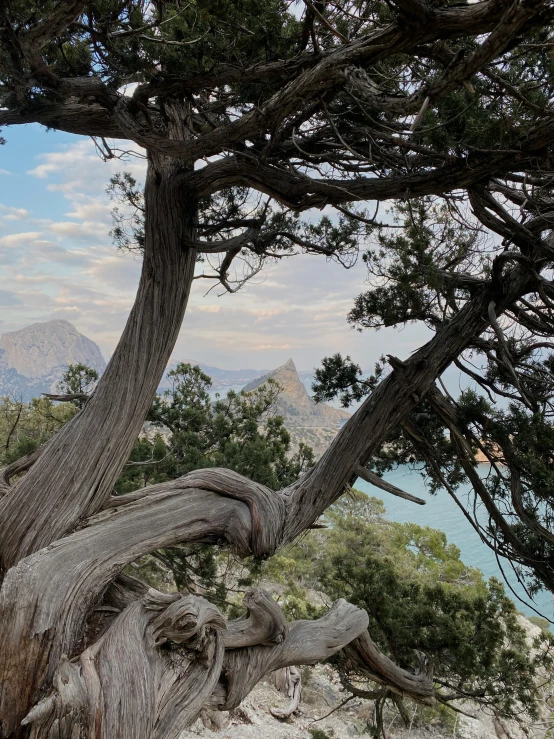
[3,1,554,737]
[313,196,554,607]
[266,492,552,733]
[3,0,554,290]
[117,362,314,492]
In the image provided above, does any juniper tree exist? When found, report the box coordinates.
[265,492,552,735]
[314,198,554,606]
[50,363,100,407]
[2,1,554,737]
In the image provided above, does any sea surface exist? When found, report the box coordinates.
[355,464,554,625]
[211,376,553,622]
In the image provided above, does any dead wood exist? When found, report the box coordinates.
[1,3,552,735]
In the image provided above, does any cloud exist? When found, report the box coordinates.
[253,343,292,350]
[0,205,28,220]
[87,252,142,291]
[27,141,99,179]
[65,200,111,222]
[48,221,103,241]
[4,133,432,372]
[251,308,284,323]
[0,169,11,175]
[0,231,43,247]
[28,140,147,193]
[194,305,221,313]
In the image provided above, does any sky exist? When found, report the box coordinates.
[0,124,433,372]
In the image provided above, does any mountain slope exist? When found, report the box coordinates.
[243,358,350,428]
[242,358,350,458]
[0,320,105,377]
[0,320,106,401]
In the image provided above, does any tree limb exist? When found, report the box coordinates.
[281,261,537,544]
[355,465,426,505]
[343,631,434,704]
[225,589,288,649]
[42,392,91,403]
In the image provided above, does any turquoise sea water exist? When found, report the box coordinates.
[355,465,554,624]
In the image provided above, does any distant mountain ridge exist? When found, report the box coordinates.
[0,320,106,401]
[159,360,267,392]
[0,322,347,460]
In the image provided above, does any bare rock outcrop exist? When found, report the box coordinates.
[0,320,105,378]
[0,320,105,400]
[243,358,350,429]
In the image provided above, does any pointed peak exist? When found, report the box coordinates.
[283,357,296,371]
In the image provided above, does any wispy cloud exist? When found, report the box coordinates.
[0,231,43,247]
[0,205,28,222]
[2,134,430,371]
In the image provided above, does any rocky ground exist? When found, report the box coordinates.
[180,617,551,739]
[180,664,548,739]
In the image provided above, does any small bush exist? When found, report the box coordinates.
[309,729,332,739]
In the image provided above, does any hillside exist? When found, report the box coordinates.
[0,325,346,459]
[0,320,106,401]
[243,358,350,456]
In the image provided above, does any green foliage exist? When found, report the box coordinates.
[112,362,314,600]
[349,198,481,333]
[313,194,554,600]
[0,361,314,605]
[2,371,550,726]
[0,395,76,465]
[264,490,553,722]
[312,354,386,408]
[4,0,302,96]
[106,173,145,255]
[57,363,99,407]
[0,362,95,462]
[116,362,314,495]
[309,730,332,739]
[454,392,554,596]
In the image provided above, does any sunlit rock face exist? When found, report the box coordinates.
[0,320,105,400]
[243,358,350,458]
[243,357,349,428]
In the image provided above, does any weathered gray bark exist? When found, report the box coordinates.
[0,259,538,737]
[0,3,551,735]
[19,588,367,739]
[281,263,536,544]
[268,667,302,719]
[343,632,434,703]
[0,162,197,568]
[21,590,229,739]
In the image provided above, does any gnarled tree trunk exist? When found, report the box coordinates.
[0,126,540,739]
[2,0,553,733]
[0,156,197,570]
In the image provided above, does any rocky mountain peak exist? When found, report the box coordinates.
[0,320,106,378]
[0,320,106,401]
[242,358,349,429]
[243,357,305,400]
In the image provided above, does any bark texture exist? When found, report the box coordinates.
[0,260,537,736]
[16,588,368,739]
[0,160,198,569]
[20,590,228,739]
[1,2,551,734]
